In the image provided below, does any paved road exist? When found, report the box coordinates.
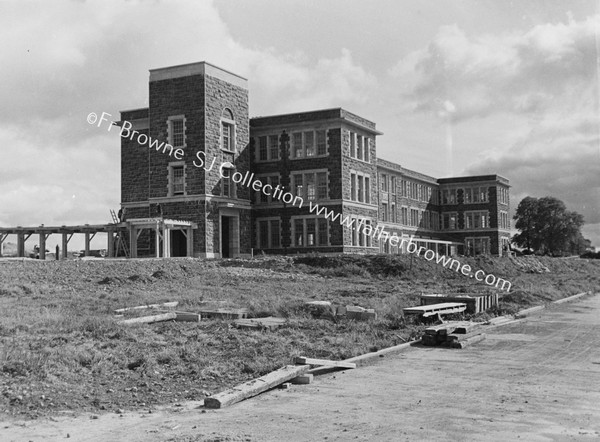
[4,294,600,441]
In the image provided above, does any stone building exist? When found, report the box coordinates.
[119,61,510,258]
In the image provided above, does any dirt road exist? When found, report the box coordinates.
[3,294,600,441]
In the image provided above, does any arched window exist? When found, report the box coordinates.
[221,108,235,152]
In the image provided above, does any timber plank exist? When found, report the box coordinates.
[199,308,249,319]
[174,311,200,322]
[234,317,286,330]
[114,301,178,314]
[295,356,356,369]
[119,312,177,325]
[204,364,310,409]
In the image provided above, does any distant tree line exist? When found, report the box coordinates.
[512,196,592,256]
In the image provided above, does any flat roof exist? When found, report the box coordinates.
[149,61,248,89]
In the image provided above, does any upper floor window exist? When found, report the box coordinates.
[350,171,370,203]
[442,212,458,230]
[442,188,457,205]
[463,186,489,203]
[221,166,235,198]
[221,109,236,152]
[498,187,509,205]
[291,130,328,159]
[168,162,185,196]
[465,211,489,229]
[256,135,280,162]
[256,175,280,204]
[349,132,370,162]
[168,116,186,148]
[292,170,328,201]
[380,173,388,192]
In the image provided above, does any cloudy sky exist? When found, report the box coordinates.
[1,0,599,250]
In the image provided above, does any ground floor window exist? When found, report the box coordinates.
[292,217,329,247]
[257,218,281,249]
[465,237,490,256]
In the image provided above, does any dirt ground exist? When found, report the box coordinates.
[3,293,599,442]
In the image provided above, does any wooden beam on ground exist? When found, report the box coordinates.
[234,317,286,330]
[294,357,356,369]
[204,364,310,409]
[114,301,179,313]
[200,308,249,319]
[174,311,200,322]
[118,312,176,325]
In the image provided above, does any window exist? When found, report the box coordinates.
[463,186,489,203]
[382,202,389,222]
[500,211,509,230]
[357,176,364,203]
[291,130,329,158]
[255,134,280,162]
[168,116,186,148]
[391,203,396,223]
[169,163,185,196]
[221,109,235,152]
[349,132,370,162]
[442,188,457,205]
[257,175,280,204]
[351,217,372,247]
[292,170,328,201]
[317,173,328,200]
[443,212,458,230]
[257,218,281,249]
[401,207,408,225]
[269,135,279,160]
[411,209,419,227]
[391,177,396,195]
[258,137,268,161]
[293,133,303,158]
[221,167,234,198]
[499,187,509,205]
[316,130,327,155]
[466,237,490,256]
[350,171,370,203]
[465,211,489,229]
[292,217,329,247]
[381,174,388,192]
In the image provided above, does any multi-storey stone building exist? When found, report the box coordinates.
[119,61,510,258]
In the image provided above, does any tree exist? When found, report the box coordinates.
[512,196,585,255]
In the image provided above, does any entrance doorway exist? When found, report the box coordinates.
[171,230,187,257]
[221,216,231,258]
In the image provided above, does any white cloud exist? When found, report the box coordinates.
[390,15,600,121]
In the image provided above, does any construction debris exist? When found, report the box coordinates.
[119,312,177,325]
[200,308,249,319]
[420,293,498,314]
[305,301,335,318]
[114,301,178,314]
[403,302,467,320]
[173,311,201,322]
[234,317,286,330]
[204,364,310,409]
[295,356,356,369]
[421,321,486,348]
[345,305,377,321]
